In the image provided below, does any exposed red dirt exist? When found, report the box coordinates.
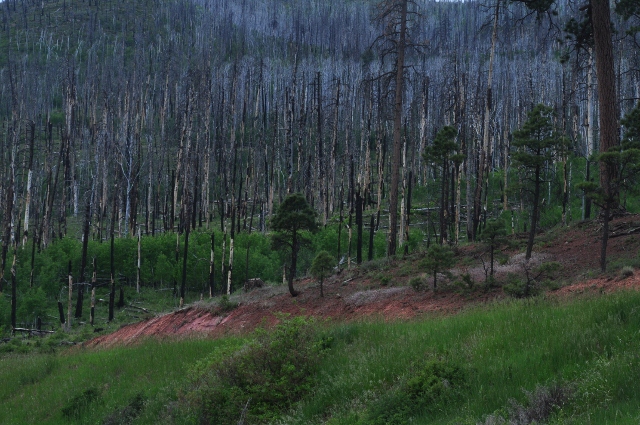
[86,215,640,348]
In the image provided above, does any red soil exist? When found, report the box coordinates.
[85,215,640,348]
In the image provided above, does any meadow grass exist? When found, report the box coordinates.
[1,291,640,424]
[0,337,244,424]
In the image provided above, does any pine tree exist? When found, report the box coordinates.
[512,104,567,261]
[271,194,318,297]
[310,251,335,298]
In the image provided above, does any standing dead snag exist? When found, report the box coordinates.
[372,0,422,256]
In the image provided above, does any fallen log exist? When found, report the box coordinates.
[12,327,56,335]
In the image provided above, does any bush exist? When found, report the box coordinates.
[217,295,238,313]
[102,392,146,425]
[62,387,100,419]
[409,277,426,292]
[620,266,634,278]
[17,287,48,326]
[504,262,561,298]
[185,315,328,424]
[365,358,468,425]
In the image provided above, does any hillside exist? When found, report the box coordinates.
[86,214,640,347]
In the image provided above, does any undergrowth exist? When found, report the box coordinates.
[2,292,640,424]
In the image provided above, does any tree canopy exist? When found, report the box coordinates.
[271,193,318,296]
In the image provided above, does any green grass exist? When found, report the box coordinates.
[0,337,244,424]
[2,292,640,424]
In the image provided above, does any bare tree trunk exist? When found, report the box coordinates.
[209,233,215,297]
[356,187,363,264]
[591,0,618,205]
[109,188,117,322]
[22,121,35,247]
[10,246,17,332]
[90,258,96,326]
[0,171,14,295]
[387,0,408,257]
[180,201,190,308]
[473,0,499,240]
[583,50,595,219]
[329,80,340,216]
[136,225,141,293]
[67,261,73,332]
[75,200,91,318]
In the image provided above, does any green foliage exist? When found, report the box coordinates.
[185,315,326,424]
[310,250,335,281]
[409,276,427,291]
[504,261,561,298]
[217,294,238,313]
[422,244,455,290]
[61,387,100,419]
[102,392,146,425]
[270,193,318,240]
[271,193,319,295]
[480,218,507,244]
[16,287,48,326]
[620,266,634,278]
[3,293,640,423]
[579,103,640,208]
[310,250,335,297]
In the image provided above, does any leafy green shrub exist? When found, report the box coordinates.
[217,295,238,313]
[17,287,48,325]
[365,359,468,425]
[61,387,100,419]
[185,315,327,424]
[409,277,426,292]
[455,273,475,291]
[503,275,538,298]
[504,262,561,298]
[620,266,634,278]
[102,392,146,425]
[379,275,391,286]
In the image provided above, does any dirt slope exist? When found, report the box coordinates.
[86,215,640,348]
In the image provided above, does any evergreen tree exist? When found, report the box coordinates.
[271,194,318,297]
[512,104,567,261]
[310,250,335,298]
[422,244,455,291]
[479,218,507,281]
[578,103,640,272]
[423,126,464,245]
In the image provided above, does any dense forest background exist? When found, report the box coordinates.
[0,0,639,328]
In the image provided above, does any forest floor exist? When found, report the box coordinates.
[86,214,640,348]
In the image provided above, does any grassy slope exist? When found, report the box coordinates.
[1,291,639,424]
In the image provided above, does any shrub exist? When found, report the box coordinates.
[217,295,238,313]
[620,266,634,278]
[185,315,327,424]
[62,387,100,419]
[504,262,561,298]
[365,358,468,425]
[102,392,146,425]
[409,277,426,292]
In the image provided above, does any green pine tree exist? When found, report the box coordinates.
[310,250,335,298]
[512,104,567,261]
[271,193,318,297]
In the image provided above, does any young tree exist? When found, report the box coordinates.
[271,193,318,297]
[423,126,463,245]
[512,104,566,261]
[514,0,619,207]
[579,103,640,272]
[479,218,507,280]
[422,244,455,291]
[310,250,335,298]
